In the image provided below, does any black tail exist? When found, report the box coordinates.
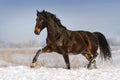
[94,32,112,60]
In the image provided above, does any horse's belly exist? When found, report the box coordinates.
[67,44,86,54]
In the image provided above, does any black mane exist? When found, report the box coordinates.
[44,11,67,29]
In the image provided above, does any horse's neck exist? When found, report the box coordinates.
[47,20,64,36]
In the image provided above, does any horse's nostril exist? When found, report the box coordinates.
[34,30,40,35]
[34,27,41,35]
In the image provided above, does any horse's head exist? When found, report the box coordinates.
[34,10,66,35]
[34,10,48,35]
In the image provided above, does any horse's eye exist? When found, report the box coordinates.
[36,17,40,21]
[36,18,38,21]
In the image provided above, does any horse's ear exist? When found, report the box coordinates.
[42,10,46,13]
[36,10,40,16]
[36,10,39,13]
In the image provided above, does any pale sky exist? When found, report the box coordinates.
[0,0,120,43]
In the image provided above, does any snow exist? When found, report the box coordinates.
[0,46,120,80]
[0,66,120,80]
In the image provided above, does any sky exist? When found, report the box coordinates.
[0,0,120,43]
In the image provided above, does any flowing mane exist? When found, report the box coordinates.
[45,11,67,29]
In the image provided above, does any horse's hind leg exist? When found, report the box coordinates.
[87,57,97,69]
[82,52,97,69]
[87,52,98,69]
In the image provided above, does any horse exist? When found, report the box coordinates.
[30,10,112,69]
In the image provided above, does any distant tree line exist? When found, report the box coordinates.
[0,38,120,48]
[0,40,46,48]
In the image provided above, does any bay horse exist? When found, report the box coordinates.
[30,10,112,69]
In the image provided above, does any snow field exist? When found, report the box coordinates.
[0,66,120,80]
[0,46,120,80]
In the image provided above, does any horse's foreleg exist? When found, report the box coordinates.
[30,46,52,68]
[63,54,70,69]
[30,49,42,68]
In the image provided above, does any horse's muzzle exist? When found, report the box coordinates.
[34,27,41,35]
[34,30,40,35]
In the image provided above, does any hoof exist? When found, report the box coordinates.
[87,66,94,70]
[30,63,36,68]
[87,65,97,70]
[87,60,97,69]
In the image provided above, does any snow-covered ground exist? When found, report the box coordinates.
[0,46,120,80]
